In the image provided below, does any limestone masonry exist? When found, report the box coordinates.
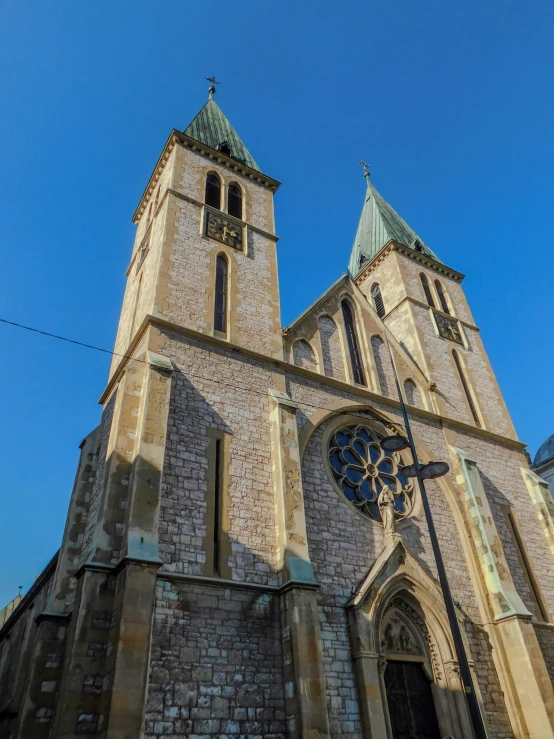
[1,90,554,739]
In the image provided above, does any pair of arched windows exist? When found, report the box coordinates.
[420,273,450,314]
[205,173,243,219]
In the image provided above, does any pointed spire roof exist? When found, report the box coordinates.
[348,177,441,277]
[184,94,261,172]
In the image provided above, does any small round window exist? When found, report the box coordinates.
[328,423,414,523]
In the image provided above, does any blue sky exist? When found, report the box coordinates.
[1,0,553,604]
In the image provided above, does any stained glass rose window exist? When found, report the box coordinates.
[328,423,414,523]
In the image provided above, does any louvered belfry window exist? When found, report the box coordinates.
[214,255,228,333]
[452,350,480,426]
[371,283,386,318]
[205,173,221,210]
[435,279,450,314]
[341,300,366,385]
[228,183,243,219]
[420,274,435,308]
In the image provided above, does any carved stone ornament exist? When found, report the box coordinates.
[433,311,464,345]
[383,597,442,680]
[381,615,422,656]
[206,210,243,250]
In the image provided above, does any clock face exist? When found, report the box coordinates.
[206,211,243,251]
[434,311,464,345]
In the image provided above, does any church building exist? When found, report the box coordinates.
[2,87,554,739]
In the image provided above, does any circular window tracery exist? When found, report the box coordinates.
[327,422,414,523]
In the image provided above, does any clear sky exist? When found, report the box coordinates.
[1,0,553,605]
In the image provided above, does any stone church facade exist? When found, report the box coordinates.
[2,90,554,739]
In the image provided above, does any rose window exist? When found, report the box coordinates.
[328,423,414,523]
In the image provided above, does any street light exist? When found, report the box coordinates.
[382,338,488,739]
[381,441,451,481]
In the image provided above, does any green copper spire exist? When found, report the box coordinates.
[348,175,441,277]
[184,88,261,172]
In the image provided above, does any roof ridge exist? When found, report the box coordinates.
[184,97,261,172]
[348,179,442,277]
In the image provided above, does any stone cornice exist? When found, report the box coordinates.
[100,314,526,452]
[133,130,280,224]
[0,551,59,640]
[168,188,280,242]
[157,570,319,594]
[354,241,465,285]
[384,295,480,332]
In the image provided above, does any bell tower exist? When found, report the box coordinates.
[109,83,283,381]
[348,172,517,440]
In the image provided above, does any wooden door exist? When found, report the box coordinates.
[384,660,441,739]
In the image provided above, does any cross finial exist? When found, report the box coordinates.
[358,160,371,179]
[206,76,220,99]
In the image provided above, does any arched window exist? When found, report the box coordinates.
[228,183,243,219]
[434,279,450,314]
[318,315,345,381]
[404,379,423,408]
[420,274,435,308]
[292,339,318,372]
[214,254,228,333]
[371,283,385,318]
[205,173,221,210]
[371,335,391,396]
[452,350,480,426]
[341,300,366,385]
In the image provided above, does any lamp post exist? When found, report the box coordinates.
[381,342,488,739]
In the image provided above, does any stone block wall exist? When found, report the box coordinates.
[145,579,286,739]
[157,333,281,584]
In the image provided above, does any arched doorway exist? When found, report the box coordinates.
[347,539,476,739]
[380,597,442,739]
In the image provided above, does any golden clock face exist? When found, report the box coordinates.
[434,311,463,345]
[206,211,243,250]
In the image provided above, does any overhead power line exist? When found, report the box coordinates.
[0,316,390,418]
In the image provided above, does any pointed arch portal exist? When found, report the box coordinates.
[347,538,476,739]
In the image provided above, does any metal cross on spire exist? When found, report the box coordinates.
[206,76,220,99]
[358,160,371,179]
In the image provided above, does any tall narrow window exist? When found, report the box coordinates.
[214,255,228,334]
[371,335,391,396]
[434,279,450,314]
[213,437,223,576]
[341,300,366,385]
[371,283,385,318]
[130,274,143,339]
[154,185,161,212]
[452,350,480,426]
[206,431,228,578]
[420,273,435,308]
[228,183,243,219]
[205,173,221,209]
[503,505,549,622]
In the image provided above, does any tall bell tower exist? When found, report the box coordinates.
[348,171,517,440]
[110,82,283,381]
[44,87,289,739]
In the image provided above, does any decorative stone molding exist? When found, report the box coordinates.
[521,466,554,559]
[450,446,531,620]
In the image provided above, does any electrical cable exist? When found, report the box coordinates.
[0,316,393,418]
